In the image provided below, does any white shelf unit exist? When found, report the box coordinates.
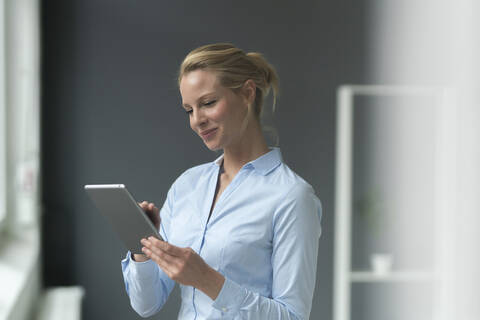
[350,271,435,283]
[333,85,456,320]
[0,0,6,226]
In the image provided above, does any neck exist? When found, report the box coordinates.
[221,120,269,179]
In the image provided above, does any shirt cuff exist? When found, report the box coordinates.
[211,277,247,314]
[123,251,157,280]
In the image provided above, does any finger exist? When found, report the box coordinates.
[142,247,175,275]
[148,237,184,257]
[141,240,178,265]
[146,203,157,215]
[149,204,160,218]
[148,204,158,217]
[141,237,167,253]
[142,237,167,253]
[145,209,159,222]
[141,241,181,274]
[142,245,175,264]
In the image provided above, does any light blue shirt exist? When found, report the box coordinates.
[121,147,322,319]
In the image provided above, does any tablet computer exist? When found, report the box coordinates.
[84,184,162,254]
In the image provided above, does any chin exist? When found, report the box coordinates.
[206,144,223,151]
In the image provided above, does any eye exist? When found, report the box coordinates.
[203,100,216,106]
[185,109,193,115]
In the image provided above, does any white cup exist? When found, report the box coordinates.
[370,253,393,275]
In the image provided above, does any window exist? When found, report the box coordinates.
[1,0,40,229]
[0,1,41,318]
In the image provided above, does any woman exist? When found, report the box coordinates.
[121,43,322,319]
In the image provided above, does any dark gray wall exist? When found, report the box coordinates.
[41,1,368,319]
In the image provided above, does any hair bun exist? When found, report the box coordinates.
[246,52,279,102]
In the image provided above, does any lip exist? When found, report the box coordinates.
[200,128,218,139]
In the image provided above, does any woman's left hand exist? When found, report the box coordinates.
[140,237,225,300]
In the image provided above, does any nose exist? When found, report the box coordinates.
[190,108,207,129]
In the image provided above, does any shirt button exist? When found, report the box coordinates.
[222,307,228,312]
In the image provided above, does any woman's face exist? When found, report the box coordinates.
[180,70,249,151]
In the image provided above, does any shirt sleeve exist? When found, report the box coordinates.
[120,183,177,318]
[211,184,322,319]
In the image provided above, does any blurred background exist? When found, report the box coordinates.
[0,0,479,319]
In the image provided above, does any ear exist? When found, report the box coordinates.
[241,79,256,107]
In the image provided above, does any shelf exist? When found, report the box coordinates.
[350,271,435,283]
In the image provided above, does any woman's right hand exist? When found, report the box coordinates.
[133,201,161,262]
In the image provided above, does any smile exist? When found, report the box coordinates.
[200,128,218,140]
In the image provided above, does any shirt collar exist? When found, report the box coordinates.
[212,147,283,176]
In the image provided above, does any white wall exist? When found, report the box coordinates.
[367,0,480,318]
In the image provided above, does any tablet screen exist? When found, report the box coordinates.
[85,184,162,254]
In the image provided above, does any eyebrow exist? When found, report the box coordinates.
[182,92,217,109]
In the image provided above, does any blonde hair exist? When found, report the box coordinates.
[178,43,279,119]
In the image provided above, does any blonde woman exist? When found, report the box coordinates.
[121,43,322,319]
